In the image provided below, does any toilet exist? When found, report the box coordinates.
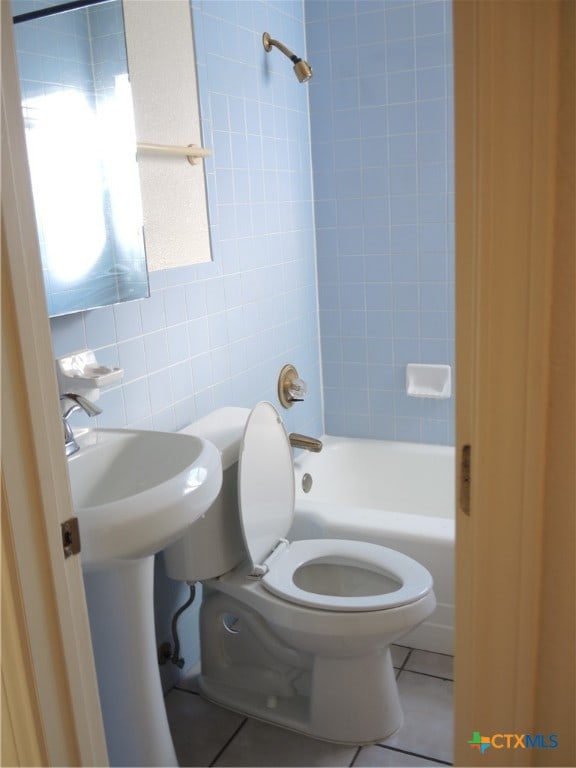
[163,403,436,744]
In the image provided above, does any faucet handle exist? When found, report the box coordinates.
[60,392,102,418]
[60,393,102,457]
[287,377,307,402]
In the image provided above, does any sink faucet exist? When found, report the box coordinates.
[60,393,102,456]
[288,433,323,453]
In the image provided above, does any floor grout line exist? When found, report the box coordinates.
[401,668,454,682]
[349,745,362,766]
[377,743,453,766]
[173,684,202,695]
[208,717,248,767]
[395,647,413,678]
[407,648,455,659]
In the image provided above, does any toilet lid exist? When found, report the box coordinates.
[238,402,295,570]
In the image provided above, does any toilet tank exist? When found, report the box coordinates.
[162,408,250,582]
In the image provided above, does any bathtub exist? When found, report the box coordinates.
[289,436,455,656]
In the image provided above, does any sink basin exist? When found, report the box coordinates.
[67,427,222,766]
[68,428,222,569]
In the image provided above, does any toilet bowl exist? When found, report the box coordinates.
[163,403,436,744]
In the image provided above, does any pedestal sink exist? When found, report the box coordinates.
[68,428,222,767]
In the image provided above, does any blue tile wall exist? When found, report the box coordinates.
[48,1,322,440]
[307,0,454,444]
[43,0,321,684]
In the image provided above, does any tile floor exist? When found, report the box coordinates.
[165,646,453,767]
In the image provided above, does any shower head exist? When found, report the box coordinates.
[262,32,313,83]
[293,58,313,83]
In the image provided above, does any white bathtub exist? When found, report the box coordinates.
[289,436,455,656]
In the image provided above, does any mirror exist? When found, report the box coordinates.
[12,0,149,317]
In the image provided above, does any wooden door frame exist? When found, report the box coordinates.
[1,3,108,764]
[453,1,574,765]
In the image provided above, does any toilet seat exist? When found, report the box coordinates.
[261,538,433,612]
[238,403,433,613]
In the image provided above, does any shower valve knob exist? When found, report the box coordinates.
[278,364,307,408]
[288,378,307,401]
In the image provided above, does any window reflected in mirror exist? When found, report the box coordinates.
[12,0,149,317]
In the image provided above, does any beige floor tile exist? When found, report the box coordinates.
[214,716,358,767]
[382,671,453,763]
[404,650,454,680]
[355,744,448,766]
[165,689,244,766]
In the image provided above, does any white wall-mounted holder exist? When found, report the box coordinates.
[57,350,123,400]
[406,364,452,399]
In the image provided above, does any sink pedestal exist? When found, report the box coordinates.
[67,427,222,765]
[83,556,177,767]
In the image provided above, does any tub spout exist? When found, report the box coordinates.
[288,433,323,452]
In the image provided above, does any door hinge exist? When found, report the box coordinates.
[460,444,472,515]
[61,517,81,558]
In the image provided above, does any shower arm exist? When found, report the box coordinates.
[263,33,299,63]
[262,32,312,83]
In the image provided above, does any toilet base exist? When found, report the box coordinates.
[310,650,403,743]
[200,648,403,745]
[200,590,404,744]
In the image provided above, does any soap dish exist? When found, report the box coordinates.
[76,364,123,388]
[406,364,451,399]
[57,350,123,393]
